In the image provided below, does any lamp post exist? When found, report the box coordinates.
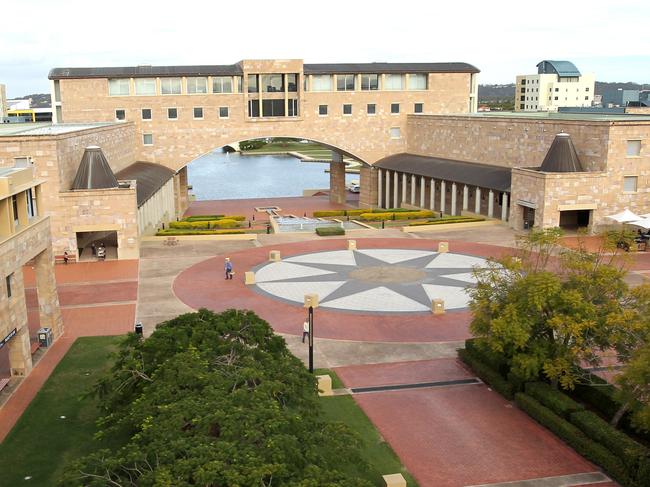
[304,293,319,373]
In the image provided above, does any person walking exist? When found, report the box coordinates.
[224,257,233,280]
[302,320,310,343]
[63,251,69,265]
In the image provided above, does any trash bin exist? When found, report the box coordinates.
[523,220,530,230]
[134,322,143,335]
[37,327,53,347]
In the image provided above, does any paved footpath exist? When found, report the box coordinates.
[0,260,138,443]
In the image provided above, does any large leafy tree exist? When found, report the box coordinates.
[469,228,634,390]
[60,309,371,487]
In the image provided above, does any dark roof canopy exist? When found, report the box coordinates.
[374,153,511,192]
[115,162,175,207]
[539,133,584,172]
[71,146,118,190]
[537,60,581,77]
[49,61,479,79]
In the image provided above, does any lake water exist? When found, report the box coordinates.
[187,151,357,200]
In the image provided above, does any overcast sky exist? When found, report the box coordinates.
[2,0,649,97]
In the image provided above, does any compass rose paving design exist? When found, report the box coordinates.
[252,249,488,314]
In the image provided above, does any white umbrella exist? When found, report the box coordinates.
[606,209,641,223]
[629,218,650,230]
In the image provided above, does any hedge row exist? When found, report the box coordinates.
[457,348,514,400]
[170,219,240,230]
[313,209,372,217]
[465,338,508,374]
[515,393,632,485]
[407,217,486,226]
[183,214,224,222]
[315,226,345,236]
[572,374,621,421]
[156,229,245,236]
[359,210,435,221]
[524,382,584,419]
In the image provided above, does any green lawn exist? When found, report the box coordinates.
[244,141,326,153]
[317,369,419,487]
[0,336,125,486]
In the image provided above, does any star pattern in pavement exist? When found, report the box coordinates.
[251,249,489,314]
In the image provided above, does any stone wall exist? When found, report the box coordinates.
[138,178,175,235]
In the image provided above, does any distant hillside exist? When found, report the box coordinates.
[12,93,51,108]
[479,82,647,104]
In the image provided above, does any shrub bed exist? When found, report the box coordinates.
[465,338,509,374]
[209,219,239,229]
[458,348,514,400]
[569,410,649,475]
[156,229,245,236]
[408,217,486,226]
[315,226,345,236]
[515,393,631,485]
[524,382,584,419]
[313,210,345,217]
[344,208,373,217]
[359,210,435,221]
[170,220,210,229]
[572,374,622,421]
[184,214,224,222]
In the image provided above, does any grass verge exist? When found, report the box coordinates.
[0,336,124,486]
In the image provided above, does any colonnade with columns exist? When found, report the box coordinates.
[376,168,509,221]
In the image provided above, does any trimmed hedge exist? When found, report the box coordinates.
[408,217,485,226]
[464,339,508,374]
[315,226,345,236]
[156,229,245,236]
[170,220,210,229]
[372,208,414,213]
[225,215,246,221]
[313,210,345,217]
[359,210,435,221]
[524,382,584,419]
[572,374,621,421]
[458,348,514,400]
[515,393,631,485]
[209,219,238,229]
[570,410,649,474]
[183,214,224,222]
[343,208,372,217]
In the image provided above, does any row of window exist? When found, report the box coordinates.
[317,102,423,116]
[116,107,230,121]
[520,96,589,102]
[108,73,430,96]
[521,87,590,93]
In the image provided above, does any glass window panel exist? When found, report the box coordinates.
[343,104,352,115]
[390,127,401,139]
[361,74,378,90]
[624,176,638,192]
[212,76,233,93]
[115,109,125,121]
[337,74,355,91]
[108,79,130,96]
[262,74,284,93]
[141,108,152,120]
[312,75,332,92]
[287,74,298,92]
[262,99,285,117]
[248,99,260,117]
[193,107,203,119]
[385,74,404,90]
[167,108,178,119]
[627,140,641,157]
[187,77,208,94]
[135,78,156,95]
[414,103,423,113]
[318,105,328,115]
[160,78,182,94]
[367,103,376,114]
[143,133,153,145]
[391,103,400,114]
[219,107,229,118]
[236,76,242,93]
[288,99,298,117]
[248,75,258,93]
[408,73,427,90]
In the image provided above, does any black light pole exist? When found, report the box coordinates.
[308,305,314,373]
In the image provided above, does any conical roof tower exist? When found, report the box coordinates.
[539,133,584,172]
[71,146,119,189]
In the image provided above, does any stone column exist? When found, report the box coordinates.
[385,170,391,208]
[450,182,457,216]
[430,178,436,210]
[360,164,377,209]
[501,192,509,221]
[34,247,64,339]
[329,153,346,204]
[475,187,481,214]
[393,171,399,208]
[420,177,426,208]
[173,166,190,217]
[410,174,416,205]
[8,327,32,377]
[440,180,446,214]
[377,169,383,208]
[401,173,407,206]
[488,189,494,218]
[463,185,469,211]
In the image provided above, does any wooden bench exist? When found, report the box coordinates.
[0,378,10,392]
[31,342,40,355]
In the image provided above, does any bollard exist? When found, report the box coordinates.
[316,375,333,396]
[244,271,255,285]
[432,298,445,315]
[382,473,406,487]
[304,293,319,308]
[438,241,449,253]
[269,250,281,262]
[347,240,357,251]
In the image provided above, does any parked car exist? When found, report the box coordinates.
[349,182,360,193]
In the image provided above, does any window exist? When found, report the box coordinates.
[318,104,328,116]
[520,104,525,110]
[361,74,379,90]
[167,108,178,119]
[585,96,589,100]
[262,74,283,92]
[555,87,559,92]
[160,78,182,94]
[11,194,18,226]
[521,79,526,85]
[343,104,352,115]
[193,107,204,119]
[627,140,641,157]
[141,108,152,120]
[236,76,243,93]
[390,127,401,139]
[187,77,208,94]
[624,176,638,192]
[520,87,525,93]
[287,74,298,92]
[13,157,32,167]
[212,76,233,93]
[135,78,156,95]
[288,99,298,117]
[311,75,332,92]
[554,96,558,100]
[585,87,590,92]
[219,106,229,118]
[26,188,37,218]
[108,78,130,96]
[384,74,404,90]
[115,109,126,121]
[337,74,355,91]
[6,274,13,299]
[248,75,259,93]
[143,133,153,146]
[414,103,423,113]
[248,99,260,117]
[367,103,376,115]
[390,103,400,114]
[408,73,427,90]
[261,99,285,117]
